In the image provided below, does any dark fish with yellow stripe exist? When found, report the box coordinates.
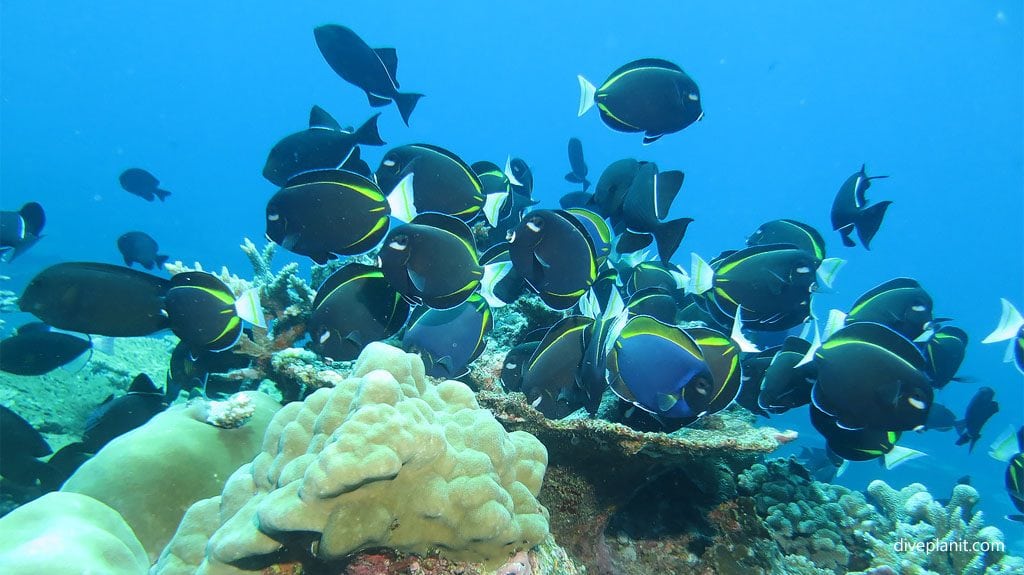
[831,164,892,249]
[608,315,714,419]
[508,209,597,310]
[0,323,92,376]
[402,293,491,378]
[757,336,816,414]
[678,326,742,423]
[500,340,540,392]
[265,168,390,264]
[378,213,483,310]
[845,278,934,341]
[518,315,592,418]
[163,271,266,353]
[919,325,969,388]
[811,405,902,463]
[377,144,496,224]
[578,58,703,144]
[812,322,933,431]
[262,107,385,187]
[313,24,423,126]
[165,340,251,400]
[20,262,170,337]
[746,219,844,289]
[565,208,612,267]
[309,263,410,361]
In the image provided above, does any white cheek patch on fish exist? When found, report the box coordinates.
[531,395,543,408]
[688,93,700,101]
[267,213,280,221]
[319,331,331,344]
[505,362,517,370]
[526,221,542,233]
[388,240,408,251]
[911,305,927,312]
[382,159,396,167]
[908,397,927,410]
[796,266,811,274]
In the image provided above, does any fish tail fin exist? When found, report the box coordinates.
[353,113,386,147]
[982,298,1023,343]
[393,92,424,126]
[816,258,845,290]
[687,252,714,295]
[987,424,1020,462]
[854,200,892,249]
[235,288,267,329]
[156,254,169,268]
[577,75,596,117]
[155,188,171,201]
[386,172,418,223]
[653,218,693,262]
[795,320,822,368]
[91,335,116,356]
[565,172,582,184]
[482,192,509,227]
[730,307,760,353]
[480,261,514,308]
[883,445,926,470]
[955,431,970,446]
[19,202,45,236]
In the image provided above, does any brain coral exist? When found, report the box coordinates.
[156,342,549,574]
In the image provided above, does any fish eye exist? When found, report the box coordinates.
[267,213,280,221]
[388,235,409,251]
[526,216,544,233]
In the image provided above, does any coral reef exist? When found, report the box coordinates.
[155,343,550,574]
[735,458,1023,575]
[0,491,149,575]
[489,294,565,351]
[202,392,258,429]
[477,388,791,575]
[61,391,281,561]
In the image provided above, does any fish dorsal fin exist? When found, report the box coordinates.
[654,170,684,220]
[412,144,481,188]
[313,263,382,310]
[128,373,160,394]
[170,271,233,295]
[830,322,927,370]
[309,105,341,130]
[608,58,684,79]
[713,243,801,277]
[16,322,51,335]
[374,47,399,83]
[982,298,1024,344]
[851,277,922,309]
[471,160,503,177]
[779,219,827,258]
[411,212,478,254]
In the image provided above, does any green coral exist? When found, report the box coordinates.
[155,342,550,574]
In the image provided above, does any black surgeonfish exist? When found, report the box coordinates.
[519,315,592,418]
[919,325,968,388]
[500,341,540,393]
[809,405,905,463]
[1003,427,1024,522]
[745,219,844,289]
[812,322,933,431]
[845,278,934,341]
[0,405,54,487]
[0,201,45,262]
[265,168,390,264]
[508,210,597,310]
[119,168,171,202]
[757,336,816,414]
[402,293,491,379]
[117,231,169,270]
[313,24,423,125]
[376,144,492,224]
[618,162,692,262]
[20,262,170,337]
[165,340,251,401]
[308,263,410,361]
[0,323,92,376]
[565,137,590,191]
[262,108,385,187]
[831,164,891,249]
[608,316,714,420]
[163,272,265,353]
[954,386,998,453]
[378,213,483,310]
[82,373,167,452]
[981,298,1024,374]
[578,58,703,144]
[693,244,819,330]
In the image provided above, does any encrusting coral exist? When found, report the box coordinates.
[153,342,550,574]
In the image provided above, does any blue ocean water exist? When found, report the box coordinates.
[2,0,1021,553]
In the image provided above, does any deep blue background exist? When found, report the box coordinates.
[2,1,1022,552]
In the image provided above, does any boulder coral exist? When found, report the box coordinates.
[154,342,550,574]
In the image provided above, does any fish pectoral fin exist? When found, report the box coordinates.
[642,133,664,145]
[435,355,455,377]
[407,268,428,292]
[656,393,678,412]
